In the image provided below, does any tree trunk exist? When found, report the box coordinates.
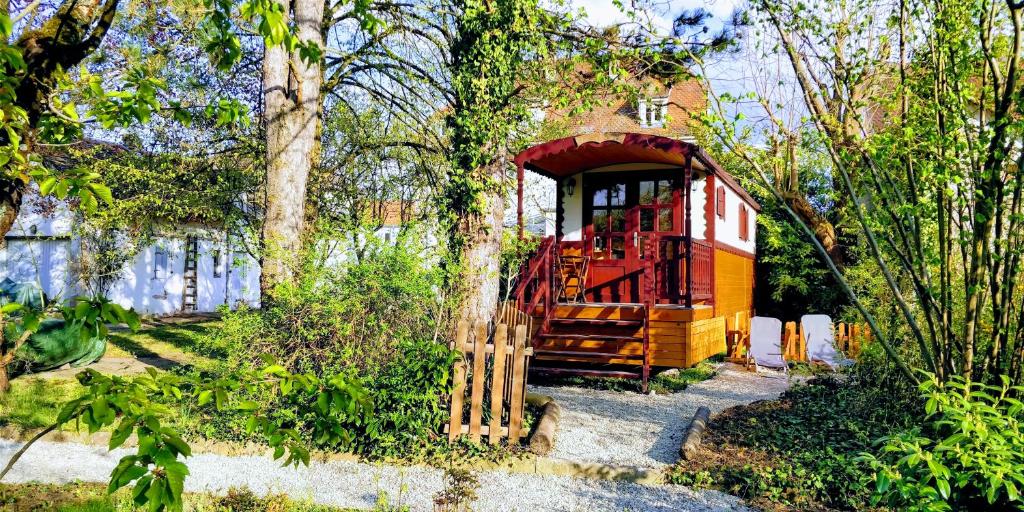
[781,191,842,267]
[0,179,24,247]
[258,0,325,298]
[455,169,505,327]
[0,362,9,395]
[0,0,118,240]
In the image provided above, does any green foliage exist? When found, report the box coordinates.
[499,231,538,300]
[860,375,1024,511]
[201,232,456,458]
[223,230,445,376]
[62,296,141,345]
[53,362,369,512]
[667,377,920,510]
[359,338,457,457]
[0,482,351,511]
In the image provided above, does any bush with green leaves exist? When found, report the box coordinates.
[860,374,1024,511]
[0,364,369,512]
[220,229,445,377]
[202,230,457,458]
[667,376,920,510]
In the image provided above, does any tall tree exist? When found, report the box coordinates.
[258,0,326,294]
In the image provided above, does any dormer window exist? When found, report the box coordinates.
[638,96,669,128]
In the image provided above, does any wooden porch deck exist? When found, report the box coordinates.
[531,303,726,371]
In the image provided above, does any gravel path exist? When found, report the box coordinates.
[0,439,751,512]
[529,363,791,468]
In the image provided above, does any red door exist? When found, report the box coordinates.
[584,174,681,303]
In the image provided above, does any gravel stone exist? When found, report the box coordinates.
[0,363,781,511]
[0,439,752,511]
[529,363,790,468]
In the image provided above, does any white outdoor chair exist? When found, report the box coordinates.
[802,314,854,370]
[749,316,787,373]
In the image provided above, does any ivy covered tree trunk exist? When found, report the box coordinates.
[259,0,325,298]
[450,160,507,326]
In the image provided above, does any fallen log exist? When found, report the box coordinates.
[680,406,711,460]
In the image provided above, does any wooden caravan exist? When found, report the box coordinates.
[512,133,760,391]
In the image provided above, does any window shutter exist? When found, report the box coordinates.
[716,187,726,218]
[739,205,749,241]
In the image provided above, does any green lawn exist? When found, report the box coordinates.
[1,320,226,437]
[106,320,227,370]
[0,483,353,512]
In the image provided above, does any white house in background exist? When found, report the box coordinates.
[0,193,419,316]
[0,189,262,315]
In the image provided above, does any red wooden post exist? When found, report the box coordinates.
[517,162,525,240]
[683,153,693,307]
[642,236,656,393]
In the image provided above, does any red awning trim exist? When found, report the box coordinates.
[514,133,761,212]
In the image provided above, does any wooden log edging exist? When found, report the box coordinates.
[528,403,561,456]
[680,406,711,460]
[525,393,560,456]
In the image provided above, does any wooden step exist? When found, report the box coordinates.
[549,318,643,327]
[529,367,641,380]
[538,333,640,342]
[534,349,643,360]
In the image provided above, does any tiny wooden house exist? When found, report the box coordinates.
[511,132,759,390]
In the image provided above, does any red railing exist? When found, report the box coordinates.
[515,235,714,313]
[655,236,714,305]
[512,236,557,342]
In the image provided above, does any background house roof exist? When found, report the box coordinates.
[543,75,707,138]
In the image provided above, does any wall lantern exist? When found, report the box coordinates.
[565,177,577,197]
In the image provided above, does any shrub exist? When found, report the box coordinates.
[196,230,458,458]
[218,229,445,377]
[860,375,1024,511]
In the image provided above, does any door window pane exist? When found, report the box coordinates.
[659,208,674,231]
[658,180,673,203]
[592,210,608,231]
[610,237,625,259]
[593,236,608,259]
[639,181,655,205]
[610,208,626,231]
[610,184,626,206]
[640,209,654,231]
[592,188,607,207]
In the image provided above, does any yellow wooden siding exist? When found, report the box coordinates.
[714,248,754,323]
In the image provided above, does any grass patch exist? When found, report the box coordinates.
[531,360,719,394]
[0,378,83,431]
[666,376,919,511]
[0,482,352,511]
[106,321,226,370]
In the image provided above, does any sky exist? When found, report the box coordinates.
[568,0,743,34]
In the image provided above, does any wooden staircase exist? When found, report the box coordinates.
[182,235,198,312]
[513,236,655,392]
[529,305,652,390]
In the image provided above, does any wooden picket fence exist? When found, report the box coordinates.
[446,319,534,445]
[783,321,871,361]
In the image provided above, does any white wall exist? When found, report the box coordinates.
[0,239,75,300]
[690,176,707,241]
[714,183,757,253]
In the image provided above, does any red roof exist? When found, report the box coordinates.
[514,133,761,211]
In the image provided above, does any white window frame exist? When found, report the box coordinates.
[638,96,669,128]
